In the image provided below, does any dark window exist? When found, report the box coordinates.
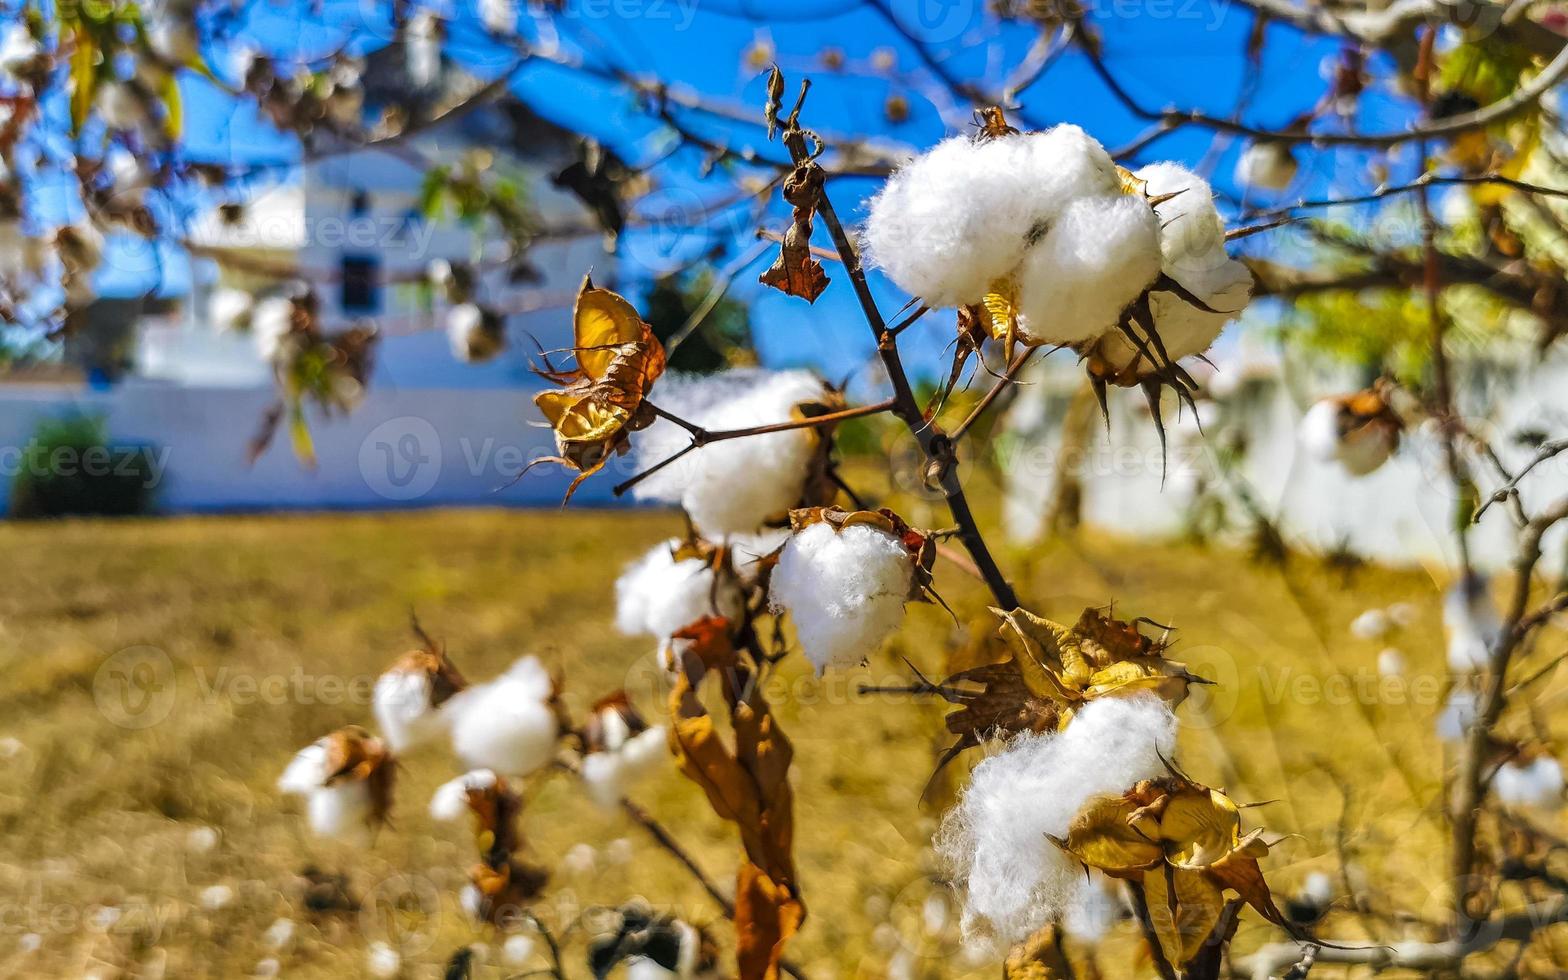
[340,254,381,313]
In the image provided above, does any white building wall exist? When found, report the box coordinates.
[1001,355,1568,572]
[0,381,625,512]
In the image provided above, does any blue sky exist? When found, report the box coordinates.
[53,0,1441,382]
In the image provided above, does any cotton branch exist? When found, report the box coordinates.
[611,398,899,497]
[1234,894,1568,979]
[770,78,1021,611]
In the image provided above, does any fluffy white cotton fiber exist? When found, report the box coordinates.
[429,769,499,822]
[936,695,1178,946]
[631,370,830,536]
[615,538,745,641]
[863,134,1043,308]
[1299,398,1398,476]
[1015,194,1162,346]
[769,522,914,672]
[252,296,294,363]
[1495,756,1564,810]
[445,657,561,776]
[374,668,447,753]
[277,739,377,842]
[863,125,1122,311]
[581,727,668,808]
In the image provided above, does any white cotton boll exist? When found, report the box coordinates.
[621,726,668,772]
[277,741,331,795]
[1300,399,1397,476]
[606,837,635,865]
[367,940,402,979]
[1445,574,1501,673]
[563,842,597,877]
[937,696,1179,946]
[374,668,451,753]
[199,884,234,911]
[186,825,220,853]
[1350,608,1391,641]
[1378,648,1406,677]
[582,728,667,809]
[1022,124,1121,214]
[254,957,280,977]
[429,769,498,822]
[1299,399,1343,462]
[404,11,441,89]
[251,296,293,362]
[1015,194,1162,347]
[630,370,831,536]
[502,932,535,966]
[446,303,482,355]
[307,781,374,843]
[1495,756,1565,810]
[1301,871,1335,907]
[1135,162,1253,362]
[0,23,43,85]
[769,522,915,672]
[862,134,1043,308]
[581,752,626,809]
[1436,688,1479,742]
[207,287,253,333]
[615,539,745,641]
[445,658,560,777]
[263,917,296,951]
[1234,141,1298,192]
[627,960,677,980]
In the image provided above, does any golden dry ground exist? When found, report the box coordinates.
[0,507,1544,979]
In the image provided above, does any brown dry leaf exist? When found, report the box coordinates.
[760,161,829,303]
[466,859,549,927]
[1052,776,1288,966]
[666,634,803,980]
[532,274,666,500]
[1003,924,1072,979]
[993,606,1205,723]
[1143,865,1225,966]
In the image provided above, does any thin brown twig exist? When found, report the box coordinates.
[776,82,1020,611]
[950,346,1038,443]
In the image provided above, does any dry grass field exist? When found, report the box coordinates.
[0,507,1544,979]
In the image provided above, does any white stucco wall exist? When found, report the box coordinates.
[0,381,628,512]
[1000,354,1568,572]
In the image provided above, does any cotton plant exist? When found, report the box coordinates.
[615,536,747,669]
[445,655,569,777]
[372,622,469,752]
[628,368,845,537]
[577,692,668,809]
[1299,385,1404,476]
[769,506,935,672]
[247,282,380,467]
[277,726,396,844]
[862,111,1254,426]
